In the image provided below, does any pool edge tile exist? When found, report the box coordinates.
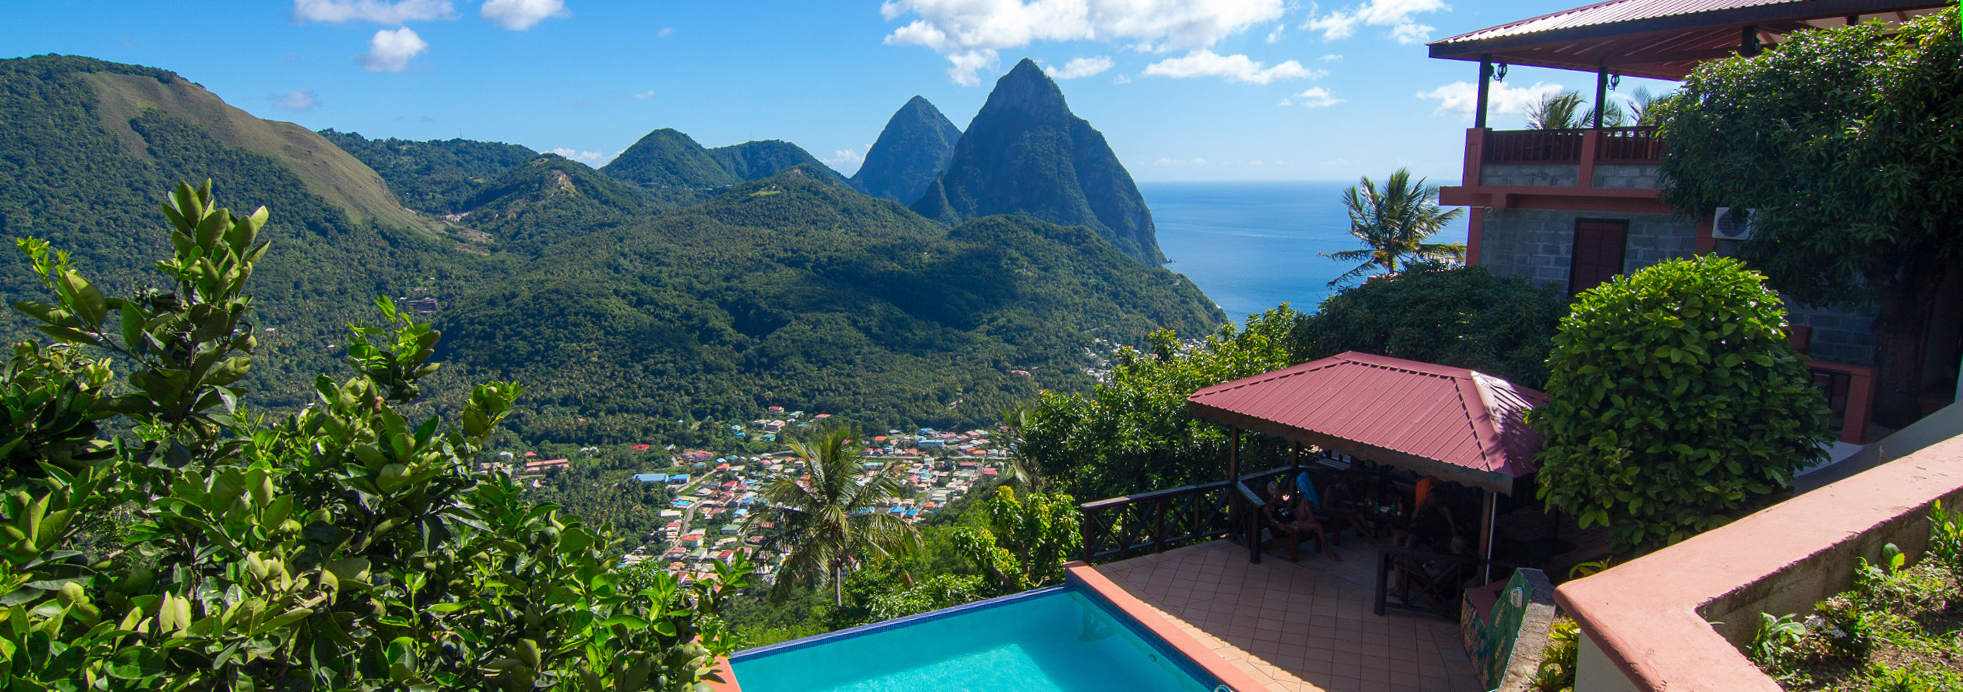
[1068,561,1276,692]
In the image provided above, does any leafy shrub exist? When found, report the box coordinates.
[1531,256,1831,552]
[1531,616,1579,692]
[951,486,1081,594]
[0,182,748,690]
[1929,500,1963,572]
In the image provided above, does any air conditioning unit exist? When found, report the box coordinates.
[1713,207,1756,241]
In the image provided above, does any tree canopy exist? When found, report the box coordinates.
[1294,265,1567,389]
[1652,13,1962,425]
[1324,169,1466,286]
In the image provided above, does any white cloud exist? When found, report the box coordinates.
[1281,86,1342,107]
[1266,24,1284,43]
[631,89,655,100]
[1143,49,1322,84]
[1112,73,1131,84]
[1154,157,1207,166]
[551,147,608,165]
[357,27,428,72]
[880,0,1285,85]
[1415,80,1563,118]
[481,0,569,30]
[1301,0,1445,44]
[1046,56,1114,79]
[274,88,320,111]
[822,145,872,175]
[293,0,454,24]
[1321,53,1343,61]
[657,27,675,38]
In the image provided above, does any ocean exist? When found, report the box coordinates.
[1139,181,1471,324]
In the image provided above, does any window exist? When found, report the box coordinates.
[1570,220,1628,295]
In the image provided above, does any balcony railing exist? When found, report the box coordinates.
[1481,127,1664,164]
[1077,466,1294,564]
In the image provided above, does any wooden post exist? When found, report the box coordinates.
[1741,26,1761,57]
[1475,55,1493,129]
[1593,66,1608,129]
[1154,496,1168,553]
[1227,426,1242,543]
[1478,489,1498,585]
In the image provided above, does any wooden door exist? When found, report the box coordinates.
[1570,220,1628,295]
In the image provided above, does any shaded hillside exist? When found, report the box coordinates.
[436,172,1222,440]
[708,140,847,183]
[601,128,739,190]
[850,96,962,204]
[455,154,682,252]
[0,54,509,412]
[915,59,1164,265]
[320,130,538,213]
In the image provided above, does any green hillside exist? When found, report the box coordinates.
[437,171,1222,441]
[601,127,740,190]
[708,139,848,183]
[0,54,510,412]
[319,130,539,213]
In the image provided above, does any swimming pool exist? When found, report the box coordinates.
[728,586,1219,692]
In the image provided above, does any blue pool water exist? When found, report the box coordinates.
[728,587,1214,692]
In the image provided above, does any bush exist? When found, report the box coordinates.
[1531,256,1830,552]
[0,182,748,690]
[1295,265,1567,388]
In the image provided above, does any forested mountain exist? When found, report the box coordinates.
[914,59,1164,265]
[1,53,1218,445]
[850,96,962,204]
[708,140,848,184]
[600,128,741,190]
[436,171,1222,440]
[319,130,539,213]
[0,54,509,413]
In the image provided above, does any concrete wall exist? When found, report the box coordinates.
[1787,303,1877,367]
[1589,164,1661,189]
[1558,432,1963,692]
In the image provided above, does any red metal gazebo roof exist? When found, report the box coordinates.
[1186,352,1547,494]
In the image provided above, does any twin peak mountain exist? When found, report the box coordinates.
[600,59,1164,265]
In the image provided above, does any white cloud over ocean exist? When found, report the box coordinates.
[293,0,454,24]
[481,0,570,30]
[1416,80,1563,118]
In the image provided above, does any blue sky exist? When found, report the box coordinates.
[4,0,1676,183]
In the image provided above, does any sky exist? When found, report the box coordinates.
[4,0,1679,183]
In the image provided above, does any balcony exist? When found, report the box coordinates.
[1438,127,1673,214]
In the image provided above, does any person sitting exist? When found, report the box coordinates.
[1303,471,1377,545]
[1263,481,1340,562]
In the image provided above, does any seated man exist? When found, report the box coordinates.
[1263,480,1340,562]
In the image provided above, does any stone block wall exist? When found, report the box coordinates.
[1788,303,1877,366]
[1481,164,1581,187]
[1476,208,1698,294]
[1590,164,1661,189]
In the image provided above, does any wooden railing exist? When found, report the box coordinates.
[1077,466,1295,564]
[1483,129,1585,163]
[1807,360,1876,444]
[1481,127,1664,165]
[1596,126,1665,162]
[1372,545,1514,617]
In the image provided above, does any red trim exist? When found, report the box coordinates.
[1467,208,1484,266]
[1808,360,1876,445]
[1695,213,1716,253]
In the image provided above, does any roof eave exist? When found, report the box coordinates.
[1185,399,1518,495]
[1427,0,1948,62]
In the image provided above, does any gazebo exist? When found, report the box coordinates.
[1186,352,1548,574]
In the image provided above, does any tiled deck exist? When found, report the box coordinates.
[1095,541,1484,692]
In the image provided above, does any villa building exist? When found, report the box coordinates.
[1426,0,1956,444]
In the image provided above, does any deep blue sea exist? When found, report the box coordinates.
[1139,181,1470,323]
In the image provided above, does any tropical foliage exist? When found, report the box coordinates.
[1652,12,1962,426]
[1324,169,1466,286]
[1019,307,1308,501]
[949,486,1081,594]
[1530,256,1829,552]
[0,181,747,691]
[746,427,919,605]
[1295,265,1567,389]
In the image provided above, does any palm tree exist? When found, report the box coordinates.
[997,404,1047,494]
[745,427,919,606]
[1324,169,1467,286]
[1528,91,1587,130]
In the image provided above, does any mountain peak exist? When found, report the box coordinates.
[850,96,963,203]
[980,58,1068,121]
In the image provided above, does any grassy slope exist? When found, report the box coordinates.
[84,72,430,232]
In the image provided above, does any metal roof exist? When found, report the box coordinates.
[1427,0,1948,79]
[1186,352,1547,494]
